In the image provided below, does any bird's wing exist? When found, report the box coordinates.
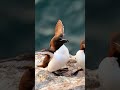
[54,20,64,37]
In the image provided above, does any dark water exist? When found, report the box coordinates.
[35,0,85,55]
[86,1,120,69]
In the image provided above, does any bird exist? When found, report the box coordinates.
[74,50,85,70]
[70,40,85,71]
[98,33,120,90]
[37,20,69,68]
[48,19,68,52]
[40,44,70,72]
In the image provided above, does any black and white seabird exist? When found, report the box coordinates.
[70,40,85,71]
[37,20,69,68]
[40,44,69,72]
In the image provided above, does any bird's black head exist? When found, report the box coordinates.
[54,35,69,50]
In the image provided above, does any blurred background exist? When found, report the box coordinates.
[86,0,120,69]
[35,0,85,55]
[0,0,34,59]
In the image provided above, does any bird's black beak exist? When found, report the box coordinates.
[60,39,69,43]
[63,39,69,43]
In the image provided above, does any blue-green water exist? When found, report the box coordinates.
[35,0,85,54]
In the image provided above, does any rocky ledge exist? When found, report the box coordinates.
[35,53,85,90]
[0,53,101,90]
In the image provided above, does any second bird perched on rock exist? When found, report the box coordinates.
[70,40,85,71]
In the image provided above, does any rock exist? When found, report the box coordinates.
[0,53,102,90]
[35,52,85,90]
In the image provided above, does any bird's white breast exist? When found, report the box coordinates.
[47,45,69,72]
[75,50,85,70]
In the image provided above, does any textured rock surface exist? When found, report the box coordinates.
[35,53,85,90]
[35,53,101,90]
[0,53,101,90]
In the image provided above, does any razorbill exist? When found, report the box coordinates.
[40,44,69,72]
[70,40,85,71]
[37,20,68,68]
